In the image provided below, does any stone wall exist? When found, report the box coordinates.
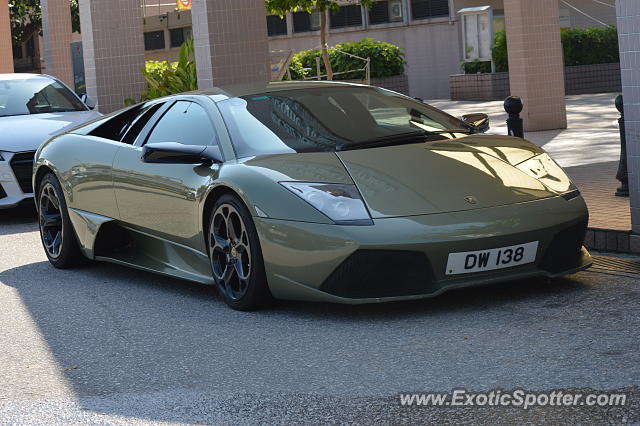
[449,72,510,101]
[616,0,640,239]
[370,74,410,96]
[449,63,622,101]
[565,63,622,95]
[343,74,410,96]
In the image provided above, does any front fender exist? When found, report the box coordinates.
[198,164,333,235]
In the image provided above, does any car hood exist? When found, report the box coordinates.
[0,110,102,152]
[337,135,561,218]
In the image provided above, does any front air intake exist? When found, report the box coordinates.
[539,221,588,274]
[320,250,436,298]
[9,151,36,194]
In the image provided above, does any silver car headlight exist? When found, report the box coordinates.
[280,182,372,225]
[515,153,576,194]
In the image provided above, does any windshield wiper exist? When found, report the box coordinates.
[336,130,449,151]
[428,129,473,134]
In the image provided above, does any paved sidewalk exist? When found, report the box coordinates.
[430,93,630,232]
[565,161,631,231]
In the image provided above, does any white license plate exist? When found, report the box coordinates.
[446,241,539,275]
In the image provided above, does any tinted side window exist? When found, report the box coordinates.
[146,101,217,146]
[121,103,165,144]
[89,102,161,143]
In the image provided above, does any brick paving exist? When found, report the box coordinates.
[565,161,631,231]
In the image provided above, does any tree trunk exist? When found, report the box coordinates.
[319,11,333,80]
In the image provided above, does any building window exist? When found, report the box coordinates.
[170,27,192,48]
[12,45,23,59]
[330,5,363,29]
[26,36,35,57]
[410,0,449,20]
[493,9,505,33]
[144,30,165,51]
[369,0,404,25]
[267,15,288,36]
[293,11,320,33]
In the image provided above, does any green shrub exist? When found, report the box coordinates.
[492,29,509,72]
[332,38,406,79]
[287,38,406,80]
[140,39,197,101]
[472,26,619,74]
[287,48,323,80]
[562,25,619,66]
[462,60,492,74]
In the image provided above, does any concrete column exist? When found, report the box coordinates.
[191,0,270,89]
[503,0,567,131]
[0,0,13,73]
[41,0,74,87]
[616,0,640,240]
[79,0,146,113]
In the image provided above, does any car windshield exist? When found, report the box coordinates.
[0,76,87,117]
[216,86,469,157]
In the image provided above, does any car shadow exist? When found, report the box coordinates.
[0,259,593,422]
[0,204,38,235]
[273,275,588,320]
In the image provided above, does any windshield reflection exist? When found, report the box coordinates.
[0,76,86,117]
[217,86,469,157]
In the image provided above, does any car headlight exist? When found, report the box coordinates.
[280,182,372,225]
[515,153,575,194]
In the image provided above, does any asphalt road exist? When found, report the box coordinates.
[1,206,638,424]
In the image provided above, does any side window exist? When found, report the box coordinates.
[121,102,165,144]
[89,102,163,143]
[146,101,217,146]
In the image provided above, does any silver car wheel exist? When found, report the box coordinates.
[209,203,252,301]
[39,182,64,259]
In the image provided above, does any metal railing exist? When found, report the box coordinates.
[303,45,371,85]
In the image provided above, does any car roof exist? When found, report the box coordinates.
[0,73,56,81]
[189,80,371,102]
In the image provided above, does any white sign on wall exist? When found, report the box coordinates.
[459,6,494,62]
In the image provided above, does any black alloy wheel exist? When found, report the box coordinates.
[38,173,84,268]
[208,194,271,310]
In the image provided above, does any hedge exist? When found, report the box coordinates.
[463,25,620,74]
[288,38,406,80]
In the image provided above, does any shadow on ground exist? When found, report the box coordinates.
[0,255,608,423]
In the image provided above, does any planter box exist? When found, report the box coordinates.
[371,74,410,95]
[344,74,410,95]
[449,63,621,101]
[565,63,621,95]
[449,72,510,101]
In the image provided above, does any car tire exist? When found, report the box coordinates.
[207,193,272,310]
[38,173,85,269]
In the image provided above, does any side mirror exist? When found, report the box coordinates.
[142,142,224,165]
[461,113,490,134]
[80,94,96,110]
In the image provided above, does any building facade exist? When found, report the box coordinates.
[11,0,617,100]
[137,0,617,99]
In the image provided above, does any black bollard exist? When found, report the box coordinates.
[615,94,629,197]
[504,96,524,138]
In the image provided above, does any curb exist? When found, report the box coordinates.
[585,227,639,254]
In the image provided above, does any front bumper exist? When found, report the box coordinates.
[0,151,35,209]
[254,195,591,304]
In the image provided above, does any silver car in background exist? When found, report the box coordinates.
[0,73,101,209]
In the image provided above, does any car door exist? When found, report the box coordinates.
[66,103,160,218]
[112,97,223,249]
